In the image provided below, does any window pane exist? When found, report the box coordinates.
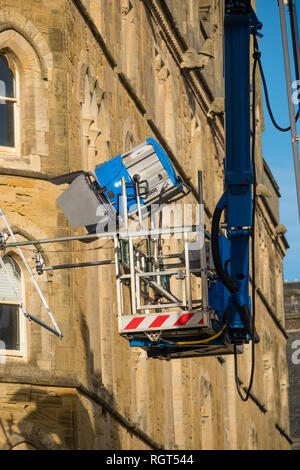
[0,55,15,98]
[0,256,21,302]
[0,54,16,148]
[0,101,15,147]
[0,304,20,350]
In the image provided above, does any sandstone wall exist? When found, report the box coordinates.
[0,0,291,450]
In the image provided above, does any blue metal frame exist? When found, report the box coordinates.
[224,7,252,321]
[208,234,231,325]
[210,4,262,341]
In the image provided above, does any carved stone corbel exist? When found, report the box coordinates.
[180,39,214,70]
[207,97,225,119]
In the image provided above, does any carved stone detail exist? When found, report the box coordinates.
[180,40,214,70]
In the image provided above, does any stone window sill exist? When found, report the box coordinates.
[0,150,41,172]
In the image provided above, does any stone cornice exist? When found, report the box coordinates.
[144,0,186,61]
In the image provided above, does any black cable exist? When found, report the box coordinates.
[21,239,113,254]
[211,196,260,342]
[211,205,239,294]
[234,33,259,402]
[254,35,299,132]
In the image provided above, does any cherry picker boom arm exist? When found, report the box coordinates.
[114,0,263,358]
[210,0,261,345]
[117,0,263,359]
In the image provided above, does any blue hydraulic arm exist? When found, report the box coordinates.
[210,0,261,344]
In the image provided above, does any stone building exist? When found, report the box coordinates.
[0,0,292,449]
[284,281,300,450]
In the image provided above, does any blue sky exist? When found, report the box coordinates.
[256,0,300,281]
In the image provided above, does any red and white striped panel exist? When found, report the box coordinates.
[120,311,206,333]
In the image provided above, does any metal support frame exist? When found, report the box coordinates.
[114,175,212,343]
[0,207,63,338]
[37,260,115,274]
[2,225,202,249]
[0,163,227,357]
[1,206,211,342]
[114,225,210,330]
[198,171,208,311]
[0,157,227,359]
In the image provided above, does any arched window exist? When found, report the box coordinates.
[0,53,17,148]
[0,255,23,353]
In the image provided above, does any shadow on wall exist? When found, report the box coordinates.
[0,311,121,450]
[0,385,121,450]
